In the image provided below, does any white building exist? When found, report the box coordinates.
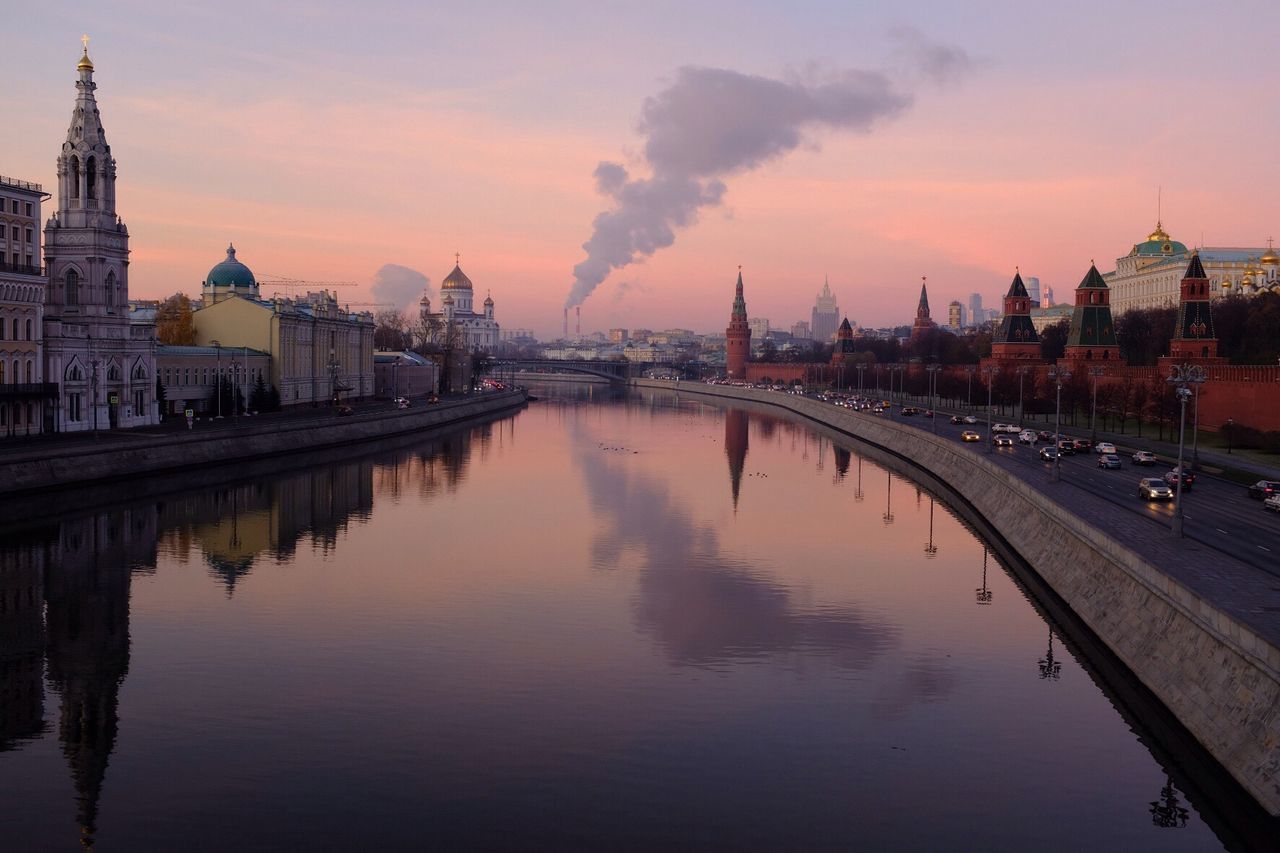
[0,176,53,436]
[42,44,159,432]
[418,258,500,351]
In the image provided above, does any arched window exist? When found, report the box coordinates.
[107,364,121,382]
[25,360,32,382]
[0,362,5,383]
[105,270,116,307]
[25,319,31,340]
[66,269,79,306]
[86,157,97,200]
[11,318,17,339]
[0,316,5,341]
[69,156,80,199]
[66,364,83,382]
[132,362,147,380]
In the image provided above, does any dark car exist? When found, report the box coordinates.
[1037,430,1053,442]
[1247,480,1280,500]
[1097,454,1122,470]
[1073,437,1093,452]
[1163,468,1196,491]
[335,405,354,416]
[950,415,964,425]
[1039,446,1060,462]
[1057,439,1076,456]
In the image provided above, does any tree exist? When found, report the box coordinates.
[249,374,271,412]
[156,293,196,345]
[1040,319,1069,361]
[1115,306,1176,365]
[216,375,243,416]
[373,309,410,351]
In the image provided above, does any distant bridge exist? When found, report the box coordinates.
[496,359,632,382]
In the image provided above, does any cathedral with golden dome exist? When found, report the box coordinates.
[1105,220,1279,315]
[418,256,500,351]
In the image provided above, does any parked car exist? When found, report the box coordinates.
[1018,430,1037,445]
[1247,480,1280,500]
[1164,467,1196,492]
[1097,454,1122,469]
[1039,446,1060,462]
[395,396,411,409]
[1132,450,1158,466]
[993,434,1015,447]
[1264,494,1280,512]
[1095,442,1117,455]
[1138,478,1174,500]
[961,430,982,442]
[335,405,354,416]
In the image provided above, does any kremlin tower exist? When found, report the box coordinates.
[725,268,751,380]
[1162,251,1225,370]
[910,278,935,340]
[990,270,1041,362]
[1062,263,1120,364]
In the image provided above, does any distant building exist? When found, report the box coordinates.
[630,328,653,343]
[1024,275,1041,306]
[608,328,629,344]
[947,300,965,329]
[155,344,271,417]
[1043,285,1056,307]
[748,317,770,341]
[1029,303,1073,332]
[790,320,811,340]
[0,175,52,436]
[418,258,500,351]
[373,350,439,398]
[968,293,984,327]
[811,277,840,342]
[500,328,536,343]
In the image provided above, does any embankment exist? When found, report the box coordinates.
[0,390,526,496]
[636,379,1280,818]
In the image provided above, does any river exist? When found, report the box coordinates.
[0,383,1257,850]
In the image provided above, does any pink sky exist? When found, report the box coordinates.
[6,2,1279,337]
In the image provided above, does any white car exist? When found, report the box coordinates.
[1018,430,1037,444]
[962,415,978,424]
[993,423,1013,434]
[1095,442,1117,455]
[1264,494,1280,513]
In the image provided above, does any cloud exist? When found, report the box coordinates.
[889,26,977,87]
[371,263,432,313]
[565,57,946,308]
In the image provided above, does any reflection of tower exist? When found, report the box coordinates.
[1037,627,1062,680]
[882,471,894,525]
[0,531,49,751]
[832,446,851,481]
[725,408,749,512]
[1149,777,1190,828]
[924,496,937,557]
[44,512,145,849]
[975,547,993,604]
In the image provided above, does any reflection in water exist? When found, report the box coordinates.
[724,408,747,512]
[1153,777,1192,829]
[1039,627,1063,681]
[976,547,994,605]
[0,531,47,753]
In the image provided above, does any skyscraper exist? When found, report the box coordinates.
[1024,276,1041,306]
[947,300,965,329]
[968,293,984,327]
[811,277,840,342]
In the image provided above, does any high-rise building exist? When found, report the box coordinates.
[968,293,984,327]
[0,176,53,436]
[725,269,751,380]
[947,300,965,329]
[811,277,840,342]
[1024,275,1041,306]
[790,320,811,340]
[42,42,159,432]
[748,317,770,341]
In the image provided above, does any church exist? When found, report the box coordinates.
[418,257,499,351]
[41,41,159,431]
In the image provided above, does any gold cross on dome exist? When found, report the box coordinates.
[455,252,461,265]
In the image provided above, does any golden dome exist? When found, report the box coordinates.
[77,49,93,71]
[1261,240,1279,265]
[1242,271,1255,286]
[441,261,473,291]
[1146,221,1170,242]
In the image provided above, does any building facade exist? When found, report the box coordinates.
[0,176,54,437]
[192,245,375,406]
[155,344,271,417]
[811,278,840,342]
[418,259,499,351]
[42,45,159,433]
[947,300,965,329]
[725,270,751,380]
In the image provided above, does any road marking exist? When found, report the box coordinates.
[1260,545,1273,552]
[1216,527,1228,534]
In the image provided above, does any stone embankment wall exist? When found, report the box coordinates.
[636,379,1280,817]
[0,390,526,496]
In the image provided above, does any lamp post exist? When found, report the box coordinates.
[1167,363,1207,538]
[212,339,223,419]
[1191,383,1202,470]
[965,365,976,410]
[1048,366,1071,481]
[1226,417,1234,454]
[1016,365,1029,428]
[89,354,101,438]
[327,351,341,405]
[229,354,240,419]
[983,365,996,453]
[926,363,940,433]
[856,363,866,395]
[1088,366,1104,443]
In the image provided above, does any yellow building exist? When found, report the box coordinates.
[191,245,374,406]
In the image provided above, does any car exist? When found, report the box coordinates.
[993,423,1013,434]
[335,405,354,416]
[394,396,411,409]
[1164,468,1196,492]
[427,394,440,404]
[1132,450,1158,466]
[961,430,982,442]
[1018,430,1037,445]
[993,434,1015,447]
[1073,437,1093,452]
[1139,478,1174,500]
[1095,442,1117,455]
[1247,480,1280,500]
[950,415,964,425]
[962,415,979,424]
[922,410,934,418]
[1265,494,1280,513]
[1097,454,1122,469]
[872,406,884,414]
[1039,446,1060,462]
[1037,430,1054,442]
[1057,439,1076,455]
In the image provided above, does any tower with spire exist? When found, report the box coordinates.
[42,39,159,431]
[725,268,751,380]
[1062,263,1121,364]
[910,277,935,340]
[990,270,1041,362]
[811,277,840,342]
[1165,252,1224,364]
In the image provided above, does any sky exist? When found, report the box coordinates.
[6,0,1280,338]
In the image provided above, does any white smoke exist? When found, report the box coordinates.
[371,263,433,313]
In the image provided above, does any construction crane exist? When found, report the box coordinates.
[259,272,359,300]
[341,302,394,313]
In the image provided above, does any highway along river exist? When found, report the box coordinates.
[0,383,1268,851]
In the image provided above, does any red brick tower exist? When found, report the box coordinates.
[1062,263,1121,364]
[725,268,751,380]
[1167,252,1223,362]
[991,270,1042,362]
[911,277,935,340]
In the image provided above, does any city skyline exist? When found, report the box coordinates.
[5,2,1279,338]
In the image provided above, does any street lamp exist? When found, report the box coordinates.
[1016,365,1029,428]
[982,365,996,453]
[926,363,940,433]
[1226,417,1234,454]
[965,365,976,409]
[327,351,341,405]
[1167,363,1207,538]
[1048,366,1071,481]
[212,339,223,419]
[1088,366,1104,443]
[855,363,866,394]
[1191,381,1202,470]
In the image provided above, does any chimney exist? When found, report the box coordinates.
[563,308,568,339]
[576,306,581,338]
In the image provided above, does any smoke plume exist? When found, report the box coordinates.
[371,263,433,313]
[567,43,971,308]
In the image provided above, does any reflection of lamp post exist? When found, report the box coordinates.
[1167,363,1207,538]
[212,339,223,419]
[1088,366,1104,443]
[975,548,993,605]
[1149,777,1190,829]
[924,496,937,557]
[926,363,940,433]
[854,456,864,502]
[883,471,894,525]
[1038,627,1062,680]
[982,365,996,453]
[1048,366,1071,482]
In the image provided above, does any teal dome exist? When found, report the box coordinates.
[1130,222,1188,257]
[206,244,256,288]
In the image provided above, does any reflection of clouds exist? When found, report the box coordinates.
[871,654,958,720]
[577,446,899,668]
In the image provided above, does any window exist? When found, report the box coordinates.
[86,157,97,200]
[69,157,80,199]
[0,318,5,341]
[25,319,31,340]
[65,269,79,305]
[107,364,121,381]
[66,364,83,382]
[105,271,116,308]
[24,228,31,244]
[68,393,82,422]
[10,319,16,339]
[0,362,4,383]
[24,203,31,217]
[10,226,16,241]
[135,389,145,415]
[9,200,15,214]
[25,360,32,382]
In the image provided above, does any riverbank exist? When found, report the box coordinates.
[635,378,1280,818]
[0,389,527,497]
